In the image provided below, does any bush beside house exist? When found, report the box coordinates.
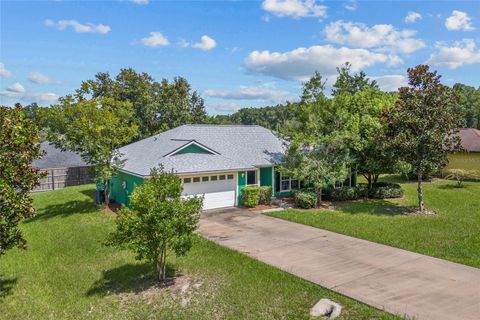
[242,186,272,207]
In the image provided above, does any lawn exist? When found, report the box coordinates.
[267,177,480,268]
[0,185,399,320]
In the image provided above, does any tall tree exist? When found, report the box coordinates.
[334,88,398,190]
[107,168,203,282]
[332,62,379,96]
[0,104,45,256]
[46,97,138,203]
[451,83,480,129]
[385,65,462,212]
[75,68,207,138]
[281,73,352,202]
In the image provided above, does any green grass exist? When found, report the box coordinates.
[267,178,480,268]
[0,185,399,320]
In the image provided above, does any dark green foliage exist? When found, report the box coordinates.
[385,65,463,211]
[450,83,480,129]
[259,186,272,205]
[0,104,45,255]
[75,68,207,139]
[331,187,360,201]
[293,190,318,209]
[106,167,203,281]
[242,186,260,207]
[369,182,404,199]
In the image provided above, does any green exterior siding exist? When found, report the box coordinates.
[237,171,246,205]
[109,171,144,207]
[174,144,213,155]
[260,167,273,187]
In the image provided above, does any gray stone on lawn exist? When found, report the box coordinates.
[310,298,342,319]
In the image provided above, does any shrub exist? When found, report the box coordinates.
[331,186,359,201]
[294,190,318,209]
[370,182,404,199]
[356,184,369,198]
[242,186,260,207]
[259,186,272,205]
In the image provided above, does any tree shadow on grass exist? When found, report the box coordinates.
[26,199,96,223]
[0,276,17,300]
[333,199,415,216]
[437,184,465,190]
[86,263,177,297]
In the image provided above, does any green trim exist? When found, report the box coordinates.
[237,171,246,205]
[260,167,273,187]
[172,143,213,155]
[109,171,144,207]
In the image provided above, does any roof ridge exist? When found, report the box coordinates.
[183,124,262,127]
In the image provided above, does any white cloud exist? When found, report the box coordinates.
[129,0,149,4]
[325,20,425,54]
[445,10,474,31]
[427,39,480,69]
[191,35,217,51]
[6,82,25,93]
[405,11,422,23]
[28,72,59,84]
[372,75,407,92]
[344,0,357,11]
[210,102,242,113]
[1,85,59,105]
[204,86,289,102]
[245,45,389,81]
[139,32,170,47]
[45,19,111,34]
[0,63,12,78]
[262,0,327,19]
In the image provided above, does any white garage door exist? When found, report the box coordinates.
[182,174,236,210]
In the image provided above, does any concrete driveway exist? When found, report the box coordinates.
[198,208,480,320]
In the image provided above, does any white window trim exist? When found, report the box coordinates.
[279,173,299,192]
[246,169,259,186]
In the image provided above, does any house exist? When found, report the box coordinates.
[444,128,480,173]
[110,124,356,210]
[32,141,93,192]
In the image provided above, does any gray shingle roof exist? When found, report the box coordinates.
[33,142,88,169]
[117,125,284,176]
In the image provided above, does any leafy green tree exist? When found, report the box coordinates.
[451,83,480,129]
[75,68,207,138]
[46,97,138,203]
[0,104,45,256]
[334,88,398,190]
[332,62,379,95]
[385,65,463,212]
[107,168,203,282]
[281,73,352,202]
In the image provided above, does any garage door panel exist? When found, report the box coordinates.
[182,175,236,210]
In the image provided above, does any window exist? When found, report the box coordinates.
[210,175,218,181]
[183,178,191,183]
[219,175,226,180]
[193,177,200,183]
[202,176,209,182]
[227,174,234,180]
[246,170,257,185]
[280,174,300,192]
[281,175,290,191]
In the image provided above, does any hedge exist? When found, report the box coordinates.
[242,186,272,207]
[293,190,318,209]
[369,182,404,199]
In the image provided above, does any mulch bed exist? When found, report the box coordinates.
[101,202,121,217]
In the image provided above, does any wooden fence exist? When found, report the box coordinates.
[32,166,93,192]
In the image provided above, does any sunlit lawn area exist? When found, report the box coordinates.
[267,177,480,268]
[0,185,399,320]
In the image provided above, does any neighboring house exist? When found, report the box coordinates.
[444,128,480,172]
[32,142,93,192]
[110,124,356,210]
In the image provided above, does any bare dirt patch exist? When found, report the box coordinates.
[101,203,120,217]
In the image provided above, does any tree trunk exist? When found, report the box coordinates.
[417,174,424,212]
[157,244,167,282]
[315,186,322,205]
[366,173,373,192]
[104,180,110,205]
[373,174,379,187]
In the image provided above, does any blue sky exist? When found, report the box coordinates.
[1,0,479,114]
